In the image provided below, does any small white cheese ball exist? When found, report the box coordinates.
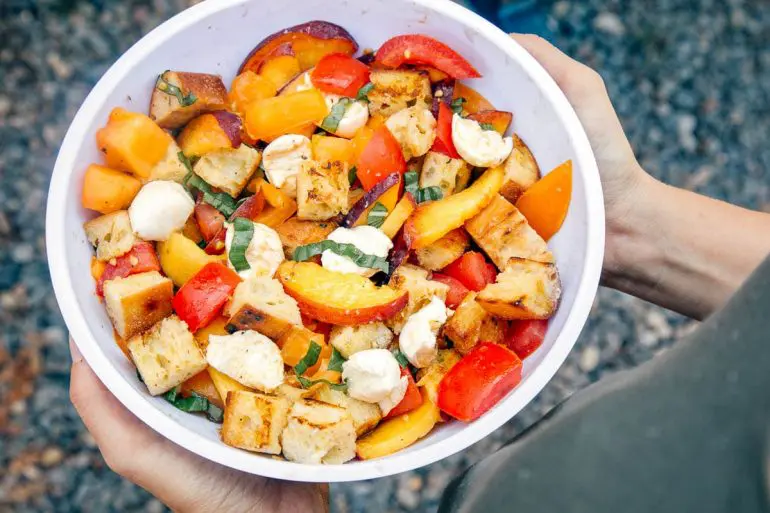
[321,226,393,277]
[342,349,407,413]
[224,221,284,279]
[451,113,514,168]
[399,296,450,368]
[262,134,312,198]
[324,94,370,139]
[385,106,437,161]
[128,180,194,241]
[206,330,284,392]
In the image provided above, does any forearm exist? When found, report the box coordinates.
[603,170,770,320]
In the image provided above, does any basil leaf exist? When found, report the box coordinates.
[404,171,420,198]
[327,348,346,373]
[479,122,496,131]
[196,239,207,249]
[162,388,223,423]
[348,165,358,186]
[228,218,254,272]
[164,386,180,402]
[367,202,388,228]
[450,97,466,115]
[320,98,353,133]
[356,82,374,102]
[156,72,197,107]
[293,240,389,274]
[417,186,443,203]
[294,341,322,376]
[296,375,349,391]
[184,173,237,217]
[391,349,410,369]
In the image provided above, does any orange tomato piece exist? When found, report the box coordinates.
[453,82,495,115]
[311,134,355,166]
[259,55,302,90]
[81,164,141,214]
[243,89,328,141]
[229,71,277,115]
[177,114,232,157]
[180,370,224,408]
[516,160,572,241]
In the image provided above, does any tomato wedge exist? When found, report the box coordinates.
[385,369,423,418]
[194,202,225,242]
[516,160,573,241]
[311,53,370,97]
[172,262,242,332]
[96,241,160,296]
[376,34,481,79]
[430,102,460,159]
[356,125,406,191]
[505,319,548,359]
[437,342,522,422]
[430,272,470,309]
[442,252,496,292]
[230,192,266,221]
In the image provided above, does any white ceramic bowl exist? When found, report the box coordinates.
[47,0,603,482]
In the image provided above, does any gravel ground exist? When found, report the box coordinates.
[1,0,768,511]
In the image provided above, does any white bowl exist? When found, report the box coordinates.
[46,0,603,482]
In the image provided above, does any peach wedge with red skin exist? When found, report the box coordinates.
[276,261,408,326]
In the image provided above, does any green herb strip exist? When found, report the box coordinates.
[327,348,346,373]
[348,165,358,185]
[320,98,353,133]
[228,218,254,272]
[183,168,237,217]
[356,82,374,102]
[479,122,496,131]
[294,341,322,376]
[367,202,388,228]
[163,387,223,423]
[403,171,444,204]
[156,72,197,107]
[296,375,348,391]
[292,240,389,274]
[392,349,410,369]
[450,97,467,115]
[404,170,420,197]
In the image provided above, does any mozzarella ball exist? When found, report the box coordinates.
[399,296,449,368]
[128,180,194,241]
[321,226,393,277]
[224,221,284,279]
[385,106,437,161]
[324,94,370,139]
[342,349,405,407]
[262,134,312,198]
[206,330,284,392]
[451,113,514,168]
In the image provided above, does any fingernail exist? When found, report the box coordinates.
[69,337,84,364]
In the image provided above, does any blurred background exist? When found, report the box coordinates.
[0,0,768,511]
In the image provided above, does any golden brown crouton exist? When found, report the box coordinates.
[311,384,383,436]
[499,134,540,203]
[149,71,228,130]
[84,210,136,261]
[192,144,261,198]
[419,151,471,198]
[274,218,338,259]
[281,399,357,464]
[416,349,462,405]
[384,106,436,161]
[477,259,561,320]
[414,228,469,271]
[221,390,291,455]
[296,160,350,221]
[328,322,393,358]
[368,69,432,117]
[103,271,173,339]
[147,141,188,183]
[386,264,449,334]
[442,292,488,355]
[224,277,302,339]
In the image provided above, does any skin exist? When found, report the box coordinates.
[69,34,770,511]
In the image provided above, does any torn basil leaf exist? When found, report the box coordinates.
[391,349,410,368]
[293,240,389,274]
[228,217,254,272]
[156,72,197,107]
[367,202,388,228]
[163,387,223,423]
[294,341,322,376]
[348,165,358,185]
[327,348,346,373]
[320,98,353,133]
[356,82,374,102]
[450,97,466,115]
[184,172,237,217]
[479,122,496,131]
[403,171,443,204]
[296,376,348,391]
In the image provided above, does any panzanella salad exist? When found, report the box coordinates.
[82,20,572,464]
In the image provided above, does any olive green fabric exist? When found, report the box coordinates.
[441,256,770,513]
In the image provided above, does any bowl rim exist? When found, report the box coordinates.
[46,0,604,482]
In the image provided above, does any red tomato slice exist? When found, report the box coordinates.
[96,241,160,296]
[375,34,481,80]
[505,319,548,359]
[172,262,242,332]
[384,369,423,418]
[230,192,266,221]
[204,229,227,255]
[442,252,496,292]
[430,102,460,158]
[311,53,370,97]
[437,342,522,422]
[356,125,406,191]
[431,272,470,309]
[194,202,225,242]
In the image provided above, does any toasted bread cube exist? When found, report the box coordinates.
[127,314,206,395]
[274,218,338,259]
[281,399,356,464]
[499,134,540,203]
[221,390,291,455]
[419,151,470,198]
[465,194,553,268]
[147,141,188,183]
[224,277,302,339]
[386,264,449,334]
[311,384,382,436]
[454,162,472,193]
[328,322,393,359]
[296,160,350,221]
[192,144,261,198]
[442,292,487,355]
[368,69,432,117]
[384,106,436,161]
[84,210,136,261]
[416,349,462,405]
[276,383,317,402]
[414,228,469,271]
[477,259,561,320]
[104,271,174,339]
[149,71,228,130]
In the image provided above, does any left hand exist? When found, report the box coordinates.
[69,338,328,513]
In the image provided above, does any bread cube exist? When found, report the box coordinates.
[127,315,205,395]
[465,194,553,269]
[147,141,189,183]
[415,349,462,405]
[414,228,469,271]
[296,160,350,221]
[442,292,487,355]
[311,384,382,436]
[328,322,393,359]
[499,134,540,203]
[224,277,302,339]
[281,399,356,464]
[149,71,228,130]
[419,151,470,198]
[193,144,261,198]
[104,271,173,339]
[84,210,136,261]
[368,69,432,117]
[221,390,291,455]
[274,218,337,259]
[384,106,436,161]
[477,259,561,320]
[386,264,449,334]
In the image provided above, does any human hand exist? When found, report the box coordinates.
[69,339,328,513]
